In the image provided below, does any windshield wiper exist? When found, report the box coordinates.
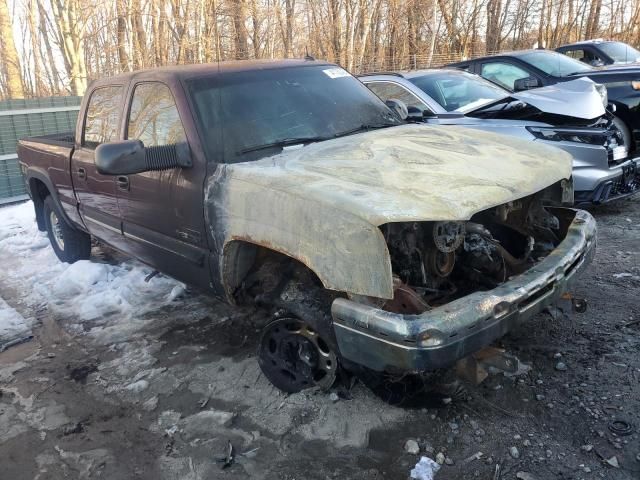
[332,122,398,139]
[239,122,398,154]
[239,136,328,154]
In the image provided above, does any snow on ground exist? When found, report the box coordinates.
[0,295,32,351]
[0,201,187,344]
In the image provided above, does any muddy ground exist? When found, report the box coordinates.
[1,198,639,480]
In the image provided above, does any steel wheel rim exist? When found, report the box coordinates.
[50,210,65,250]
[259,317,337,392]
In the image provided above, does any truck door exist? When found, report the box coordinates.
[71,85,128,250]
[117,81,210,288]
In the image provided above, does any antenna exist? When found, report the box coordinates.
[304,46,315,61]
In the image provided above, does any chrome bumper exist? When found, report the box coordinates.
[331,208,597,373]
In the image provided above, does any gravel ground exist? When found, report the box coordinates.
[1,198,639,480]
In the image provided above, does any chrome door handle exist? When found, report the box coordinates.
[77,167,86,180]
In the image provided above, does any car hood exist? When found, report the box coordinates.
[497,78,605,120]
[224,124,572,225]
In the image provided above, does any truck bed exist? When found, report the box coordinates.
[20,132,75,147]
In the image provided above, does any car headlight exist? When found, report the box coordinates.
[526,126,606,144]
[595,83,608,108]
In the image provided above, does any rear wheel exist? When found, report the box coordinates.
[43,196,91,263]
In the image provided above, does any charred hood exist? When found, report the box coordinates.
[221,124,573,225]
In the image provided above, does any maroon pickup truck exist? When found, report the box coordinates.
[17,60,596,393]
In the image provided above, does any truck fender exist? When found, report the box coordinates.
[24,168,76,231]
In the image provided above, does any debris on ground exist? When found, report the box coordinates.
[404,439,420,455]
[516,472,537,480]
[68,364,98,383]
[409,456,441,480]
[219,440,235,469]
[62,422,84,436]
[605,455,620,468]
[608,419,634,436]
[555,361,567,371]
[509,446,520,459]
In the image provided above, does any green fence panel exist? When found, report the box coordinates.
[0,96,81,204]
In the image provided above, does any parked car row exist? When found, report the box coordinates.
[15,56,619,394]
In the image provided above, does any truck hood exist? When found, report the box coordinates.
[225,124,572,225]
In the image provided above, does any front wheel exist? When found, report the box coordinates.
[612,115,633,153]
[43,195,91,263]
[257,282,340,393]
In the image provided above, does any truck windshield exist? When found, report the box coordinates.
[409,71,508,112]
[598,42,640,64]
[517,50,593,77]
[188,64,400,163]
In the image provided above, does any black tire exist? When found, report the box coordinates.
[612,115,633,153]
[258,280,340,393]
[43,195,91,263]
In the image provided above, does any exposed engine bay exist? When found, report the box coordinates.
[381,192,566,314]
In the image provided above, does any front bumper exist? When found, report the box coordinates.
[575,157,640,205]
[331,208,597,373]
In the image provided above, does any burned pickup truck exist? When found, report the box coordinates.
[17,60,596,393]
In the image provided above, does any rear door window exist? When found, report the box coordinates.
[83,86,123,148]
[480,62,530,90]
[127,82,186,147]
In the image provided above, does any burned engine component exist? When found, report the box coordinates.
[431,221,465,252]
[381,194,561,313]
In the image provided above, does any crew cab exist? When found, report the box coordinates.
[447,49,640,155]
[360,69,639,205]
[17,60,596,393]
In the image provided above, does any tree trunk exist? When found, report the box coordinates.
[0,0,25,98]
[116,0,129,71]
[231,0,249,59]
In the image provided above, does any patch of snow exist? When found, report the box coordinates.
[125,379,149,393]
[0,201,188,345]
[0,295,32,351]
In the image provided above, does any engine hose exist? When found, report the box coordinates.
[466,222,533,269]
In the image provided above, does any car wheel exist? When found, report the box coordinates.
[43,195,91,263]
[612,115,633,152]
[258,282,339,393]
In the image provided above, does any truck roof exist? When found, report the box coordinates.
[89,59,334,87]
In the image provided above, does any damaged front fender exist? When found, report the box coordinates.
[206,166,394,300]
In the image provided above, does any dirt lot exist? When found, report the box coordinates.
[1,198,639,480]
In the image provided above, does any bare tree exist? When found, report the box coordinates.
[0,0,25,98]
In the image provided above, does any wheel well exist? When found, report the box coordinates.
[222,240,324,304]
[29,178,50,231]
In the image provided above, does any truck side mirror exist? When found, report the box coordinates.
[513,76,541,91]
[96,140,192,175]
[95,140,147,175]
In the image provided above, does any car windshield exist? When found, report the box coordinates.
[409,71,508,112]
[518,50,593,77]
[188,64,400,163]
[598,42,640,64]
